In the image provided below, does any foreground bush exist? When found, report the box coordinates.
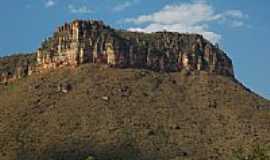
[232,145,270,160]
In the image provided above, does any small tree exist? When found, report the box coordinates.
[232,145,270,160]
[84,156,95,160]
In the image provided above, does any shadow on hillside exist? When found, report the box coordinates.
[16,138,141,160]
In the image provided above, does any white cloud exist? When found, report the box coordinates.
[45,0,56,8]
[129,23,222,44]
[68,4,93,14]
[224,10,248,19]
[113,0,138,12]
[126,2,220,25]
[125,1,247,43]
[231,21,245,27]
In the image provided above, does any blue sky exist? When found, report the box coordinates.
[0,0,269,99]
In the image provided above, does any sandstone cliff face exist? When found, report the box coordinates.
[37,20,234,76]
[0,20,234,84]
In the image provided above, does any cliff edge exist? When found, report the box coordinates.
[0,20,234,83]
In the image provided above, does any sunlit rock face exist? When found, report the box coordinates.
[37,20,234,77]
[0,19,234,84]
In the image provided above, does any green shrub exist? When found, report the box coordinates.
[232,145,270,160]
[84,156,95,160]
[7,83,16,92]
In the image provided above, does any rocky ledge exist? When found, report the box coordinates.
[0,19,234,84]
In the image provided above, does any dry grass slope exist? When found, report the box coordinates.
[0,64,269,160]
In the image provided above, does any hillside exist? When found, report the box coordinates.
[0,64,269,160]
[0,20,269,160]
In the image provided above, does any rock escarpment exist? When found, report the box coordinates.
[0,54,35,84]
[0,19,234,83]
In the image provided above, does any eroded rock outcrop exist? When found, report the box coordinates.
[0,19,234,84]
[37,20,234,76]
[0,54,35,84]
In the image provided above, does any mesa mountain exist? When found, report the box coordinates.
[0,20,269,160]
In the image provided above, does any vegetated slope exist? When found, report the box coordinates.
[0,64,269,160]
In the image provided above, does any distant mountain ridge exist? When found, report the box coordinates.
[0,19,234,84]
